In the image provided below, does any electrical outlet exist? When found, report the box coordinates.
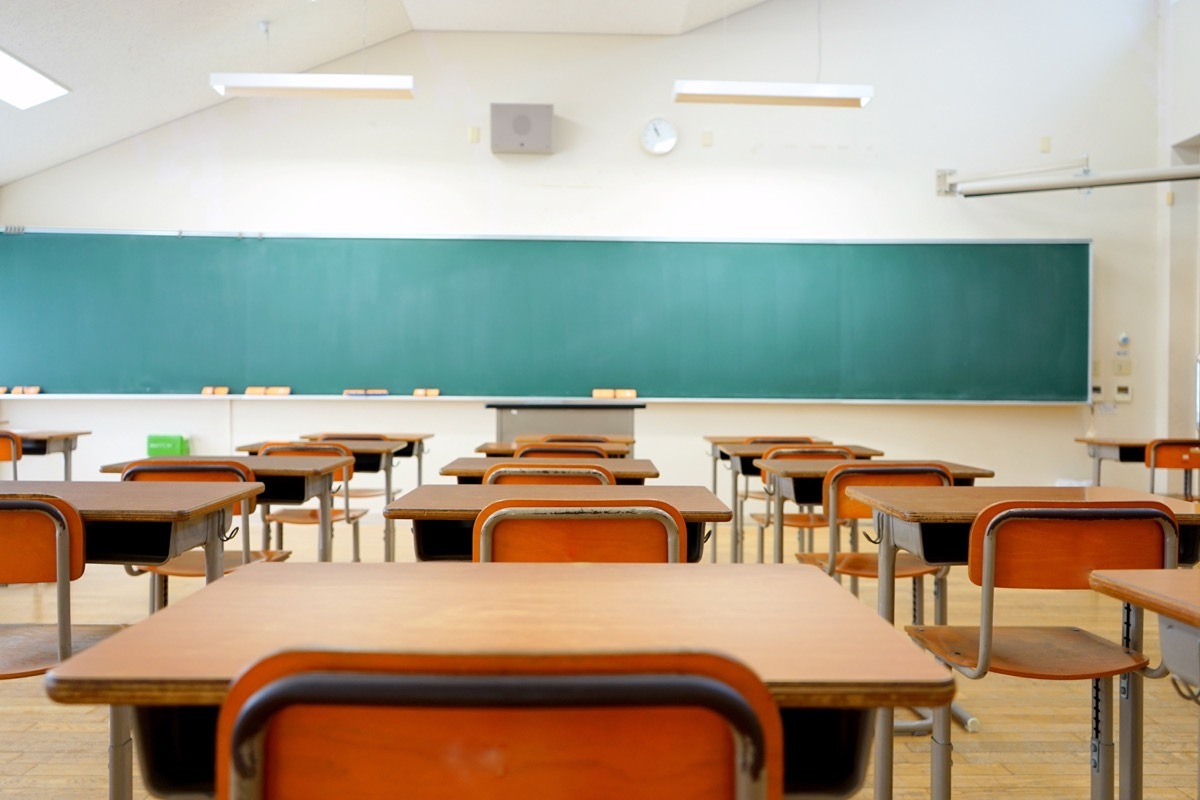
[1115,385,1132,403]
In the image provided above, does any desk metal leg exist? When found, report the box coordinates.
[1092,452,1103,486]
[203,514,225,583]
[109,705,132,800]
[383,459,395,561]
[1119,603,1144,800]
[730,465,741,563]
[772,483,785,564]
[318,477,333,562]
[875,511,897,800]
[416,442,424,486]
[710,451,719,563]
[63,444,75,480]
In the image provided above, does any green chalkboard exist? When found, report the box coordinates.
[0,232,1090,400]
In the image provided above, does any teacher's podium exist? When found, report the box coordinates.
[487,399,645,440]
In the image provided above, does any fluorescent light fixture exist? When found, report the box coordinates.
[210,72,414,99]
[673,79,872,108]
[0,49,68,110]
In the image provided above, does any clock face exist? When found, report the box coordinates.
[640,118,678,155]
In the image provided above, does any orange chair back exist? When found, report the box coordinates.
[1145,439,1200,469]
[540,434,613,443]
[316,434,384,441]
[824,462,954,521]
[120,459,258,514]
[513,443,608,459]
[0,494,85,584]
[743,436,814,445]
[215,649,782,800]
[0,431,22,463]
[472,498,687,563]
[482,462,616,486]
[260,442,354,482]
[968,500,1177,589]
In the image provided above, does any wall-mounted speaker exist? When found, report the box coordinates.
[490,103,554,154]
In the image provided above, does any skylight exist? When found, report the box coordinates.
[0,48,68,110]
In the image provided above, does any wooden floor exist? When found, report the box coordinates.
[0,520,1197,799]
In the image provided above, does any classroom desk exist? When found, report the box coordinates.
[0,479,262,581]
[298,432,433,486]
[754,459,994,566]
[716,443,885,564]
[846,485,1200,800]
[100,455,351,563]
[240,439,417,560]
[15,430,91,479]
[44,562,956,800]
[385,484,730,562]
[1090,569,1200,800]
[441,456,659,485]
[474,440,632,458]
[1074,436,1155,486]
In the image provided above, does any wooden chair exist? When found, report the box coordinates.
[0,495,124,679]
[748,445,855,562]
[215,649,782,800]
[736,437,816,530]
[1145,438,1200,499]
[120,460,290,613]
[539,434,614,443]
[482,462,616,486]
[513,442,609,459]
[905,500,1179,800]
[0,430,21,479]
[797,463,953,614]
[259,442,367,562]
[473,498,688,563]
[313,434,388,502]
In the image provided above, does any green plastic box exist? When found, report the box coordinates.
[147,434,190,456]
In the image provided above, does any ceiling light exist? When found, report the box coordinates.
[209,72,414,100]
[673,79,872,108]
[0,49,68,110]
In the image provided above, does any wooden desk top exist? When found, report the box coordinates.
[385,485,731,522]
[1074,437,1153,447]
[1090,569,1200,626]
[844,485,1200,524]
[513,434,636,444]
[722,443,883,460]
[0,480,262,523]
[704,435,830,446]
[239,440,414,456]
[14,430,91,440]
[441,457,659,481]
[475,441,632,457]
[300,432,434,443]
[99,455,352,477]
[45,562,954,710]
[754,459,993,481]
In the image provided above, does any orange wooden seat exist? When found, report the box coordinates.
[748,445,855,561]
[796,462,952,618]
[1145,438,1200,499]
[0,430,21,479]
[472,498,688,563]
[905,500,1179,800]
[215,649,782,800]
[259,442,367,562]
[482,462,616,486]
[513,442,609,459]
[120,459,290,612]
[0,495,123,679]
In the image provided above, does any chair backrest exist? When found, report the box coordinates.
[120,459,257,513]
[216,649,782,800]
[473,498,687,563]
[742,437,814,445]
[1144,439,1200,470]
[315,434,385,441]
[0,430,22,479]
[540,434,613,443]
[824,462,954,521]
[968,500,1179,590]
[259,442,354,482]
[0,495,85,661]
[482,462,616,486]
[513,443,609,459]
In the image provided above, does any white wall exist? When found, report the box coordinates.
[0,0,1184,493]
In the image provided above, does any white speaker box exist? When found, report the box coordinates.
[491,103,554,154]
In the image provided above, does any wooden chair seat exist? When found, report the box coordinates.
[143,549,291,578]
[797,551,940,579]
[905,624,1149,681]
[0,623,125,680]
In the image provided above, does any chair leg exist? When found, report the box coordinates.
[352,520,361,563]
[931,700,953,800]
[274,522,284,550]
[1092,676,1115,800]
[933,567,950,625]
[911,575,925,626]
[260,504,272,549]
[149,573,167,614]
[755,522,764,563]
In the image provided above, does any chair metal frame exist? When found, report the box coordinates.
[259,442,366,561]
[482,462,615,486]
[513,442,610,459]
[1145,438,1200,499]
